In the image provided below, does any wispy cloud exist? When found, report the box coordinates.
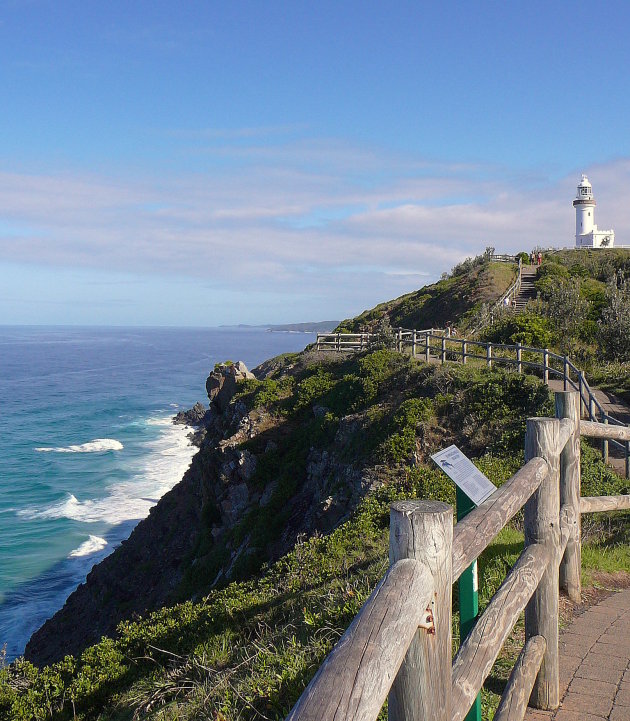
[1,140,628,320]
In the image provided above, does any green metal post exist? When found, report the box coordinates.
[456,485,481,721]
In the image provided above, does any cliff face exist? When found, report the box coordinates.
[25,438,208,665]
[25,353,375,665]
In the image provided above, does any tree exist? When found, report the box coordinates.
[598,281,630,361]
[542,278,588,352]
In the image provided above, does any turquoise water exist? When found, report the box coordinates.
[0,326,313,661]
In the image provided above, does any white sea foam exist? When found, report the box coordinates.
[21,419,195,525]
[35,438,124,453]
[68,535,108,557]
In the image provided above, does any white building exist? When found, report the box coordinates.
[573,174,614,248]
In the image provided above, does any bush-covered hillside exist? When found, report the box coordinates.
[6,247,630,721]
[336,253,517,333]
[480,248,630,366]
[3,346,629,720]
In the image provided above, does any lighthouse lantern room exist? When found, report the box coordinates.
[573,175,614,248]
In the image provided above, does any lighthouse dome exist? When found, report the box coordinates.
[576,174,594,201]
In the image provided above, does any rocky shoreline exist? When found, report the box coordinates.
[25,352,375,665]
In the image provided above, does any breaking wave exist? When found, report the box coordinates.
[21,420,194,525]
[68,535,108,557]
[35,439,124,453]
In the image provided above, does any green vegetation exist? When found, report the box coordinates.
[5,249,630,720]
[5,349,626,720]
[525,249,630,362]
[336,251,517,334]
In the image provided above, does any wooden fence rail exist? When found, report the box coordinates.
[285,391,630,721]
[317,327,630,477]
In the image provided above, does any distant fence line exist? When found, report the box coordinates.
[316,329,630,476]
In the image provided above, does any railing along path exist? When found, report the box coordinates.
[316,327,630,477]
[286,391,630,721]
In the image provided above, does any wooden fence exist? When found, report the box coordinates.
[315,328,448,353]
[286,390,630,721]
[316,328,630,477]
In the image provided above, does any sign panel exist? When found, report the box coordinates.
[430,444,497,506]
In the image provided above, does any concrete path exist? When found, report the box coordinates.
[525,587,630,721]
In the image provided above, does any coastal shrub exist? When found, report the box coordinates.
[450,246,494,277]
[380,397,433,464]
[581,278,608,320]
[580,441,629,499]
[481,312,553,348]
[236,376,295,410]
[537,260,569,281]
[357,348,405,403]
[295,368,336,409]
[441,368,552,454]
[598,282,630,361]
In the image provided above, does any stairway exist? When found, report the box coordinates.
[513,265,538,311]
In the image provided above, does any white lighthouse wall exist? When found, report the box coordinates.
[576,205,595,237]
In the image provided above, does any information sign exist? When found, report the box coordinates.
[431,444,496,721]
[430,444,497,505]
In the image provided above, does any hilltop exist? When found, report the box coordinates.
[336,252,517,333]
[4,249,630,720]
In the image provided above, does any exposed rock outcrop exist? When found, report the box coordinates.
[24,355,379,666]
[206,361,255,413]
[173,401,212,426]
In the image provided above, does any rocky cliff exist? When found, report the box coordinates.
[25,352,377,665]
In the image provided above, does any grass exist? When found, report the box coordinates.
[587,361,630,405]
[336,261,517,333]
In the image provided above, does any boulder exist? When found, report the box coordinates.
[206,361,255,413]
[173,402,211,426]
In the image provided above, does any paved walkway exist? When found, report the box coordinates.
[525,587,630,721]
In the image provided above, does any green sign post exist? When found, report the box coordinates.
[431,445,495,721]
[456,485,481,721]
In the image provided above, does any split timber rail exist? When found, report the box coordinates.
[316,329,630,477]
[286,391,630,721]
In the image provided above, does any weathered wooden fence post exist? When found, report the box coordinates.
[412,331,417,357]
[486,343,492,368]
[524,417,560,710]
[425,332,430,362]
[603,415,609,463]
[389,501,453,721]
[441,337,446,364]
[516,342,522,374]
[555,391,581,603]
[578,372,586,417]
[563,356,569,391]
[462,340,467,365]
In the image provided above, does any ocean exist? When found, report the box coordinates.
[0,326,314,662]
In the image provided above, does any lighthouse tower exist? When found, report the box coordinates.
[573,175,614,248]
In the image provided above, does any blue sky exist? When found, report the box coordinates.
[2,1,630,325]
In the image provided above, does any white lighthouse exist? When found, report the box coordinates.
[573,175,614,248]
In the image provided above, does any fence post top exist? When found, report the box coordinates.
[526,417,559,428]
[391,499,452,516]
[554,389,579,399]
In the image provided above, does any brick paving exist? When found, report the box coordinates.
[524,587,630,720]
